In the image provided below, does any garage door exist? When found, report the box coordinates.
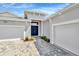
[0,25,25,39]
[54,23,79,55]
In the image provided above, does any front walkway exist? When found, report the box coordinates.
[0,40,39,56]
[35,37,76,56]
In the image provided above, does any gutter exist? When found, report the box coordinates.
[0,18,31,22]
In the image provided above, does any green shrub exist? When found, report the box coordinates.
[40,36,50,43]
[24,36,35,41]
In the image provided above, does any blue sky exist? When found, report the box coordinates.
[0,3,70,17]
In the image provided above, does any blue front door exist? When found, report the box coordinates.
[31,26,38,36]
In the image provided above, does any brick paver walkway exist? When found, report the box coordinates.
[0,40,39,56]
[35,37,76,56]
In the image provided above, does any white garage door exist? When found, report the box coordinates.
[0,25,25,39]
[54,23,79,55]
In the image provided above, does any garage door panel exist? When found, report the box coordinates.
[55,23,79,55]
[0,26,25,39]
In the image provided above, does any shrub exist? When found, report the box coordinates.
[24,36,35,41]
[40,36,50,43]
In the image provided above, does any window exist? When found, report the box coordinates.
[31,22,38,26]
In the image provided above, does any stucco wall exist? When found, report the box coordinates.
[43,20,50,39]
[51,4,79,55]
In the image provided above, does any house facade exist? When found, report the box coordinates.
[0,3,79,55]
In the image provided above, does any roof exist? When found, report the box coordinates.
[0,12,24,18]
[47,3,78,19]
[24,10,48,16]
[0,11,28,22]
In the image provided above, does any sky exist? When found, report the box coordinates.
[0,3,70,17]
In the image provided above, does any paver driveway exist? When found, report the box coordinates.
[0,37,77,56]
[0,39,39,56]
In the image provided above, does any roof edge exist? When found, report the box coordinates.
[47,4,78,19]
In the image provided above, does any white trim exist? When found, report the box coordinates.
[24,30,26,40]
[0,38,20,42]
[51,19,79,44]
[41,21,43,36]
[0,25,25,27]
[0,19,27,22]
[52,25,55,44]
[53,20,79,26]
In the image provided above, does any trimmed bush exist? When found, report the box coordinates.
[24,36,35,41]
[40,36,50,43]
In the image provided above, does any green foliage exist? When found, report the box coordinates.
[40,36,50,42]
[24,36,35,41]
